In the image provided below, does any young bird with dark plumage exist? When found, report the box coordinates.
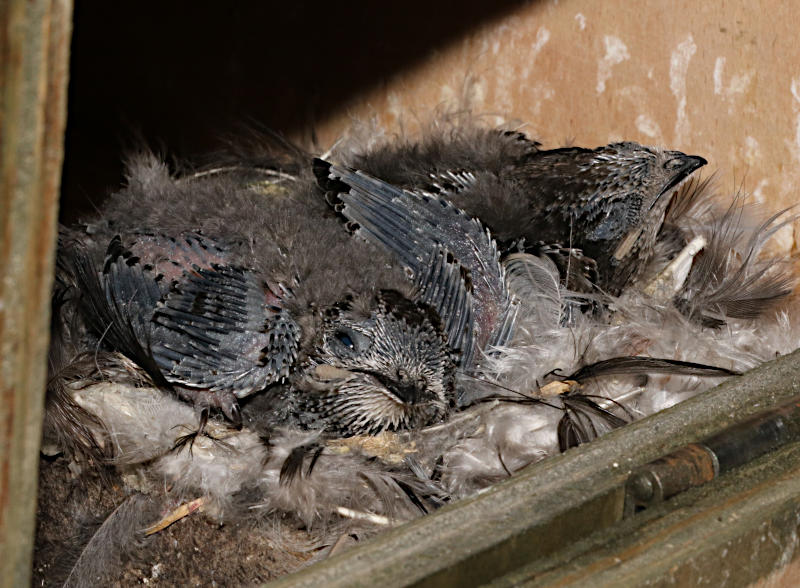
[39,118,796,585]
[55,154,469,436]
[348,129,707,295]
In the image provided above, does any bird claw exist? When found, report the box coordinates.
[175,388,243,429]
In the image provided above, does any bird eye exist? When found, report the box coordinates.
[335,330,355,349]
[664,157,685,171]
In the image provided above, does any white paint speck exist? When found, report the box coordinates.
[596,35,630,94]
[669,34,697,144]
[744,136,761,164]
[751,178,769,204]
[533,26,551,53]
[729,71,754,94]
[770,223,796,255]
[714,56,754,110]
[713,57,725,94]
[468,77,487,108]
[387,91,403,122]
[490,26,550,114]
[787,78,800,164]
[575,13,586,31]
[527,83,555,116]
[518,27,551,83]
[635,114,663,140]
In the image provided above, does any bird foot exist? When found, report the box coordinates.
[174,387,243,429]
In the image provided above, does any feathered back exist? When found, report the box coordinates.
[93,152,415,319]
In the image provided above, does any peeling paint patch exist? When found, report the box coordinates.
[636,114,663,141]
[714,57,754,107]
[713,57,725,95]
[670,34,697,144]
[752,178,769,204]
[596,36,630,94]
[786,78,800,164]
[575,13,586,31]
[532,26,551,54]
[744,136,761,165]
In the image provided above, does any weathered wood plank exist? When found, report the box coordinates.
[494,441,800,586]
[0,1,72,586]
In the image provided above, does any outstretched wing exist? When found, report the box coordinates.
[314,159,516,370]
[152,263,299,397]
[69,233,300,399]
[414,247,476,367]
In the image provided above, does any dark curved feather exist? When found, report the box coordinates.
[558,395,632,451]
[279,443,319,486]
[677,199,796,325]
[313,159,515,369]
[67,239,170,388]
[567,356,740,382]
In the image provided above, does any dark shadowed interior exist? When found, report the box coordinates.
[60,0,525,222]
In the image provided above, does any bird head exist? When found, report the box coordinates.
[300,290,456,435]
[579,142,707,243]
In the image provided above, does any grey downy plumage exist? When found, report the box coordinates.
[53,144,521,439]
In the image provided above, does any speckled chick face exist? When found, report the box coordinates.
[300,290,456,436]
[575,142,708,243]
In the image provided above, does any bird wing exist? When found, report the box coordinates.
[70,233,300,398]
[414,247,476,367]
[151,262,299,397]
[314,159,517,370]
[68,235,170,387]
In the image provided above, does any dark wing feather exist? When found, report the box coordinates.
[152,264,300,397]
[71,233,300,399]
[68,237,169,387]
[414,248,475,367]
[558,395,631,451]
[567,356,739,382]
[314,159,516,369]
[677,203,795,325]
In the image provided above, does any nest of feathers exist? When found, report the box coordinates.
[35,117,800,586]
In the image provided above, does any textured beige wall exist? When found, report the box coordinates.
[316,0,800,253]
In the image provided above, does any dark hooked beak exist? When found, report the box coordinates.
[355,368,424,405]
[387,381,421,405]
[660,154,708,197]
